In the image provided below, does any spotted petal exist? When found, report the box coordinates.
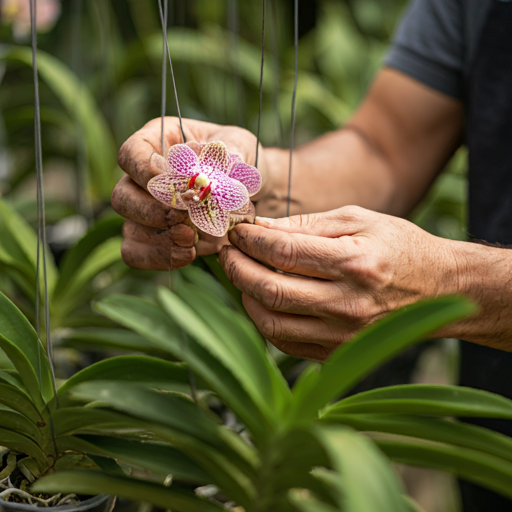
[228,162,262,196]
[167,143,200,177]
[147,173,188,210]
[188,196,230,237]
[199,141,230,174]
[209,170,249,212]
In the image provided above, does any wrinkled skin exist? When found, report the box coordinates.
[112,118,265,270]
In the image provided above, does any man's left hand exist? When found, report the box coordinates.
[219,205,460,361]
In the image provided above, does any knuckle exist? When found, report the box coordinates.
[259,315,283,341]
[274,238,298,272]
[339,205,364,221]
[258,278,284,310]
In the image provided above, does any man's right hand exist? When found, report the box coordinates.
[112,117,267,270]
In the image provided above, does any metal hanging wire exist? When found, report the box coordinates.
[255,0,266,169]
[157,0,186,144]
[160,0,168,156]
[286,0,299,218]
[30,0,59,420]
[269,0,284,146]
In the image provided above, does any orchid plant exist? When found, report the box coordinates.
[148,141,262,237]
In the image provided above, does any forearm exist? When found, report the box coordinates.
[255,127,400,218]
[441,241,512,350]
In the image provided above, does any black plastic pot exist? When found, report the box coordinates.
[0,495,115,512]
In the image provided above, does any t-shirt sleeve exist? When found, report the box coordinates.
[385,0,464,99]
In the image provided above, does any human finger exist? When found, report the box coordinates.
[255,205,373,237]
[121,239,195,271]
[242,294,339,361]
[123,220,196,249]
[219,245,340,317]
[228,223,355,279]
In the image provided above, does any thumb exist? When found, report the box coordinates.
[255,205,369,237]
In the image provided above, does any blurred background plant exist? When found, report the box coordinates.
[0,1,468,511]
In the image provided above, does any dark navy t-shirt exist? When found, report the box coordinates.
[385,0,493,99]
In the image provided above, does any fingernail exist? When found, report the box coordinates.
[256,216,274,227]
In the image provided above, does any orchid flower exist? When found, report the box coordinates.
[2,0,62,40]
[148,141,262,237]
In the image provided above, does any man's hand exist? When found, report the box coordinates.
[112,117,267,270]
[220,205,460,361]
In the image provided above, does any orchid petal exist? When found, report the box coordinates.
[230,200,255,216]
[188,196,230,237]
[209,170,249,211]
[147,174,188,210]
[167,143,199,177]
[228,162,262,196]
[229,152,243,168]
[199,141,230,174]
[186,141,206,157]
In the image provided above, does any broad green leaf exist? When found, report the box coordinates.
[292,297,476,421]
[58,328,169,358]
[55,216,124,298]
[325,384,512,419]
[58,355,190,398]
[201,255,244,309]
[0,333,45,410]
[0,369,25,390]
[72,435,210,483]
[95,294,269,437]
[33,471,225,512]
[0,405,43,445]
[0,292,54,403]
[54,238,122,318]
[0,428,47,468]
[316,426,408,512]
[378,440,512,501]
[0,382,44,424]
[0,47,117,200]
[173,284,290,417]
[325,413,512,464]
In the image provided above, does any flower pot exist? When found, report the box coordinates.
[0,494,115,512]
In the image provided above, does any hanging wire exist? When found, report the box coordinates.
[160,0,168,155]
[269,0,284,146]
[286,0,299,218]
[30,0,59,416]
[227,0,245,127]
[255,0,266,169]
[157,0,186,143]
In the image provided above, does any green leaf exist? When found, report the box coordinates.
[53,238,122,318]
[292,297,476,421]
[172,284,290,418]
[0,333,45,410]
[58,355,191,399]
[0,369,26,390]
[325,413,512,464]
[324,384,512,419]
[33,471,225,512]
[0,427,47,468]
[58,328,169,358]
[289,490,339,512]
[0,382,43,424]
[0,405,43,445]
[201,255,244,309]
[55,216,124,298]
[0,292,54,403]
[72,435,210,483]
[0,47,117,200]
[316,426,408,512]
[377,440,512,501]
[95,294,269,437]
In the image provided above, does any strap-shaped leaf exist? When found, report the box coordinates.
[378,440,512,500]
[69,435,210,483]
[292,297,476,421]
[55,216,123,298]
[0,405,43,445]
[325,413,512,464]
[0,369,25,390]
[95,294,269,438]
[173,284,291,417]
[0,292,54,403]
[325,384,512,418]
[0,382,43,424]
[58,355,191,399]
[289,490,339,512]
[0,427,46,468]
[315,426,408,512]
[53,238,122,319]
[33,471,225,512]
[0,333,45,410]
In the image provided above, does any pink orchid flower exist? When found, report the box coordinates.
[148,141,262,237]
[2,0,62,40]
